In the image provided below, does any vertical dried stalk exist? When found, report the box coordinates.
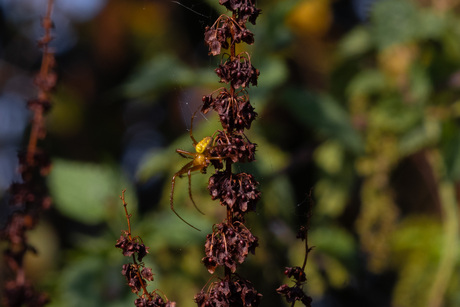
[1,1,56,306]
[27,0,56,165]
[115,190,176,307]
[194,1,263,306]
[276,197,314,306]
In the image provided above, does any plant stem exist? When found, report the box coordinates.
[426,151,459,307]
[427,181,459,307]
[120,189,133,240]
[27,0,54,165]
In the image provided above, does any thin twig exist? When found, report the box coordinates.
[120,189,133,240]
[27,0,55,165]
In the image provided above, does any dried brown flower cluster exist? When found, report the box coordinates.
[202,222,258,274]
[202,89,257,133]
[204,0,260,57]
[276,226,313,306]
[208,172,260,218]
[116,190,176,307]
[194,0,262,306]
[215,53,259,89]
[195,277,261,307]
[1,1,55,306]
[210,131,256,166]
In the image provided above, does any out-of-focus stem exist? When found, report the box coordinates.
[427,180,458,307]
[426,151,459,307]
[26,0,54,165]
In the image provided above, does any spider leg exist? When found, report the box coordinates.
[176,149,195,160]
[170,161,200,231]
[205,155,225,171]
[189,111,199,145]
[208,156,224,161]
[187,165,206,215]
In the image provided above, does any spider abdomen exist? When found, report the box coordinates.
[196,137,213,154]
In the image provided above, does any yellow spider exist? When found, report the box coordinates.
[170,113,224,230]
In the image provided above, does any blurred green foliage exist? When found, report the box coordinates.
[5,0,460,306]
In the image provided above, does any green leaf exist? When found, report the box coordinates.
[48,159,136,224]
[442,124,460,180]
[391,217,441,259]
[314,141,344,175]
[283,88,364,154]
[136,148,173,182]
[251,135,289,176]
[310,226,357,263]
[408,63,432,103]
[253,0,298,52]
[371,0,419,49]
[123,54,215,101]
[48,254,133,307]
[251,56,289,109]
[399,119,440,156]
[347,69,386,98]
[314,178,348,217]
[443,17,460,61]
[338,26,372,58]
[142,210,209,250]
[417,9,446,40]
[369,97,422,134]
[263,175,295,221]
[370,0,445,49]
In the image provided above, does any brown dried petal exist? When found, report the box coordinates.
[202,222,258,273]
[208,172,260,215]
[195,277,261,307]
[210,40,222,56]
[276,284,312,306]
[284,266,307,282]
[141,267,154,281]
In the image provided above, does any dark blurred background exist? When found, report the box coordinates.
[1,0,460,306]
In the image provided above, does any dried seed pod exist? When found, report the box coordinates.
[276,284,312,306]
[215,54,259,89]
[202,222,259,274]
[115,233,149,262]
[197,0,262,304]
[210,131,256,166]
[195,276,262,307]
[284,266,307,283]
[219,0,261,25]
[201,90,257,133]
[208,172,260,216]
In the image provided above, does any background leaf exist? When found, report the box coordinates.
[48,159,136,225]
